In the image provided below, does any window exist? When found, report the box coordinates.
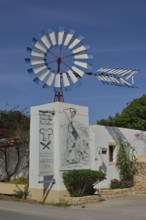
[109,144,116,163]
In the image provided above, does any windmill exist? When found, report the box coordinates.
[25,27,139,102]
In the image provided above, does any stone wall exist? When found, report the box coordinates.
[59,195,101,206]
[134,162,146,194]
[100,162,146,200]
[100,187,135,200]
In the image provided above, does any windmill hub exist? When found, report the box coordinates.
[57,57,62,64]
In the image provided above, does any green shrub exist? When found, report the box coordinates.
[116,142,137,181]
[13,181,29,199]
[110,179,133,189]
[63,169,106,197]
[110,179,122,189]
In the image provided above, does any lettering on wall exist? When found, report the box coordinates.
[39,110,54,176]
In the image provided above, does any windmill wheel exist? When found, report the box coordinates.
[25,27,92,101]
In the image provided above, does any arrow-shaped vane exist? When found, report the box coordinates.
[86,67,139,88]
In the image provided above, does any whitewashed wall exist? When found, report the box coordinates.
[90,125,146,188]
[29,102,89,191]
[29,102,146,191]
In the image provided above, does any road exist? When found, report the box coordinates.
[0,195,146,220]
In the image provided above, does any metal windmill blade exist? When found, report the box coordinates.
[25,27,92,101]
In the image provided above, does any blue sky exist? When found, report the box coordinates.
[0,0,145,124]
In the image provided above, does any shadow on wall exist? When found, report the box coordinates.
[105,126,146,151]
[105,126,131,146]
[43,176,55,202]
[99,161,107,173]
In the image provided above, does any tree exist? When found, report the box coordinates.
[97,94,146,131]
[0,110,29,138]
[97,116,115,127]
[0,109,29,181]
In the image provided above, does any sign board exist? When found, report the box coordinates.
[39,110,54,176]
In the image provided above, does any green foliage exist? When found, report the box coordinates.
[116,142,137,181]
[110,179,122,189]
[13,179,29,199]
[110,179,133,189]
[0,109,29,139]
[63,169,106,197]
[97,116,115,127]
[10,177,28,184]
[97,94,146,131]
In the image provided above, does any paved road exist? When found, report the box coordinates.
[0,195,146,220]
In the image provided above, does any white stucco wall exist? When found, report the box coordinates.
[90,125,146,188]
[29,102,89,191]
[29,102,146,191]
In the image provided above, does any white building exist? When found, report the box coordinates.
[29,102,146,202]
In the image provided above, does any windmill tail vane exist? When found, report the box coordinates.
[86,67,139,88]
[25,26,139,102]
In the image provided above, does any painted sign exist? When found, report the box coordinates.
[60,108,90,170]
[39,110,54,176]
